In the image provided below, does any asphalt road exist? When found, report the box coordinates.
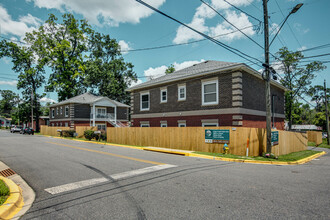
[0,130,329,219]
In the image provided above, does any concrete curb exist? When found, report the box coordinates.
[0,177,23,220]
[41,134,326,165]
[188,151,326,165]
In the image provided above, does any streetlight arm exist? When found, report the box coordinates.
[269,3,303,47]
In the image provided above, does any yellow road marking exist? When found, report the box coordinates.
[45,141,165,165]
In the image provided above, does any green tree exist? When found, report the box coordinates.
[0,90,19,117]
[308,85,330,112]
[165,64,175,74]
[25,13,136,104]
[276,47,326,130]
[84,32,136,104]
[0,41,45,131]
[25,14,91,101]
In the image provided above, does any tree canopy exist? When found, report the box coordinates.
[24,13,137,102]
[276,47,326,130]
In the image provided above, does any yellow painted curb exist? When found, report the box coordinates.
[0,177,24,220]
[143,148,190,156]
[188,151,326,165]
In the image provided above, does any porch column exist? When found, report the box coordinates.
[92,103,96,127]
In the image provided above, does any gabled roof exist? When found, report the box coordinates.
[127,60,286,91]
[49,93,129,108]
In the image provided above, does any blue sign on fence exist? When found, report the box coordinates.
[205,129,230,144]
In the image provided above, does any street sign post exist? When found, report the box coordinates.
[205,129,230,144]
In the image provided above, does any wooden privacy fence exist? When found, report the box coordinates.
[40,126,70,136]
[40,125,96,137]
[107,127,307,156]
[307,131,322,145]
[75,126,96,138]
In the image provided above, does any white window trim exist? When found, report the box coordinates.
[140,123,150,127]
[65,106,69,117]
[96,107,107,115]
[51,109,55,118]
[160,88,167,103]
[202,79,219,106]
[202,122,219,127]
[160,122,167,127]
[140,91,150,111]
[96,123,106,130]
[56,107,59,115]
[178,85,186,101]
[178,122,186,127]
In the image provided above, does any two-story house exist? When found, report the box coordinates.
[49,93,129,130]
[127,60,286,129]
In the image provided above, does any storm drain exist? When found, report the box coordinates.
[0,168,16,177]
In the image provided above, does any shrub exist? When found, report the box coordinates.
[100,131,107,141]
[94,132,101,141]
[62,130,76,137]
[84,130,94,141]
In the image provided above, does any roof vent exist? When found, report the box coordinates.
[204,61,209,63]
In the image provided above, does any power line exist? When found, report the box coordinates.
[122,25,256,52]
[221,0,263,24]
[274,0,302,48]
[136,0,263,67]
[201,0,264,50]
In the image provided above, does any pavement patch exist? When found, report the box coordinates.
[45,164,177,195]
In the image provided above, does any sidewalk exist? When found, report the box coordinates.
[0,161,35,219]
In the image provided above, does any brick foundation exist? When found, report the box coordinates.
[132,114,284,130]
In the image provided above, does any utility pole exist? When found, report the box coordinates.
[324,80,330,145]
[263,0,272,153]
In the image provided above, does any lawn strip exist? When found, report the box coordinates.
[193,150,320,162]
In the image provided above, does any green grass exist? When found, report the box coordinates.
[193,150,320,162]
[0,180,10,205]
[308,139,330,149]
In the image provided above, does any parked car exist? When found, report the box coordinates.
[10,125,23,133]
[322,132,328,139]
[20,127,34,135]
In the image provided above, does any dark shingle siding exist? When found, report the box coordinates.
[242,73,284,114]
[74,104,90,118]
[133,72,233,114]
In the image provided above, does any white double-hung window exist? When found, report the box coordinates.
[140,91,150,111]
[178,84,186,101]
[202,78,218,105]
[160,88,167,103]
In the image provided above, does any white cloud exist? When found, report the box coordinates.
[144,65,168,80]
[0,80,17,86]
[0,6,41,38]
[27,0,166,26]
[40,97,56,103]
[143,59,205,80]
[173,0,254,44]
[118,40,132,55]
[270,23,279,36]
[297,46,307,51]
[294,23,310,34]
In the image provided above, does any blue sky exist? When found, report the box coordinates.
[0,0,329,106]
